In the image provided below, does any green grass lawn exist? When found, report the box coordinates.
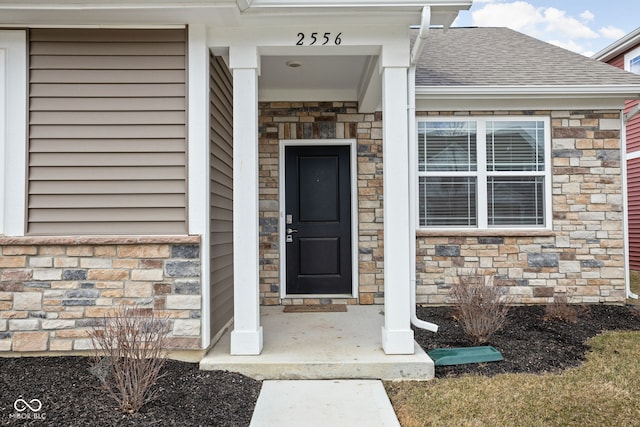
[386,331,640,426]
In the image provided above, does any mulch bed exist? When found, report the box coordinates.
[0,357,260,426]
[414,304,640,378]
[1,304,640,425]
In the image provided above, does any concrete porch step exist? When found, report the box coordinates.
[199,306,434,380]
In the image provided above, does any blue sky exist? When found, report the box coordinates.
[453,0,638,57]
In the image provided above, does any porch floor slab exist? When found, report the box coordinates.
[199,305,434,380]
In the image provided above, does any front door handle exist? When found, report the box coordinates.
[287,228,298,235]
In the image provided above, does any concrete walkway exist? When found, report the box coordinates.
[249,380,401,427]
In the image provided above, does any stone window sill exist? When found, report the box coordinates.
[416,229,555,238]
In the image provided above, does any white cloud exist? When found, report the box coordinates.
[470,1,608,56]
[599,25,626,40]
[542,7,598,39]
[580,10,594,22]
[472,1,544,35]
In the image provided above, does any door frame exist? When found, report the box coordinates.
[279,139,359,299]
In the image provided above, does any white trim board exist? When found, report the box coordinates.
[278,139,359,300]
[0,30,27,237]
[627,150,640,161]
[187,25,212,349]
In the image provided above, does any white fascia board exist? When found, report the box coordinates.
[0,2,240,26]
[245,0,470,8]
[238,0,471,26]
[0,0,236,7]
[0,1,235,12]
[593,27,640,62]
[416,85,640,100]
[416,97,627,112]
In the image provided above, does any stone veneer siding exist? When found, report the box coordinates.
[0,236,202,352]
[415,110,625,304]
[259,101,384,305]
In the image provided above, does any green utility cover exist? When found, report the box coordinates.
[428,346,503,366]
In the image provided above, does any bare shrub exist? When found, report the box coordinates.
[450,272,512,344]
[544,293,579,323]
[88,305,170,414]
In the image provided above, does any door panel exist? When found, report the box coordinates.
[299,237,340,275]
[285,145,352,294]
[298,156,339,222]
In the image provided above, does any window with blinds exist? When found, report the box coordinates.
[417,118,550,229]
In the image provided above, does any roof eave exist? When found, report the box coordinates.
[593,27,640,62]
[415,85,640,100]
[240,0,472,10]
[0,0,472,27]
[237,0,472,25]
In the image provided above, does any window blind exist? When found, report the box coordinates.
[418,121,477,172]
[486,121,544,172]
[419,177,477,227]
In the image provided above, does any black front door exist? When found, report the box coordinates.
[285,145,352,294]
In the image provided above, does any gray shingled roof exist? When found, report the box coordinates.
[416,27,640,87]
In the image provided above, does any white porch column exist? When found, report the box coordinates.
[229,45,263,355]
[381,65,415,355]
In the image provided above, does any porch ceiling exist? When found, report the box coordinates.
[258,54,377,107]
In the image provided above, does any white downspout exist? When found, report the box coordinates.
[408,6,438,332]
[623,106,640,299]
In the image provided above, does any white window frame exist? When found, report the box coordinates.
[416,116,552,231]
[625,45,640,75]
[0,31,27,236]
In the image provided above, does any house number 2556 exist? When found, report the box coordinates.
[296,32,342,46]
